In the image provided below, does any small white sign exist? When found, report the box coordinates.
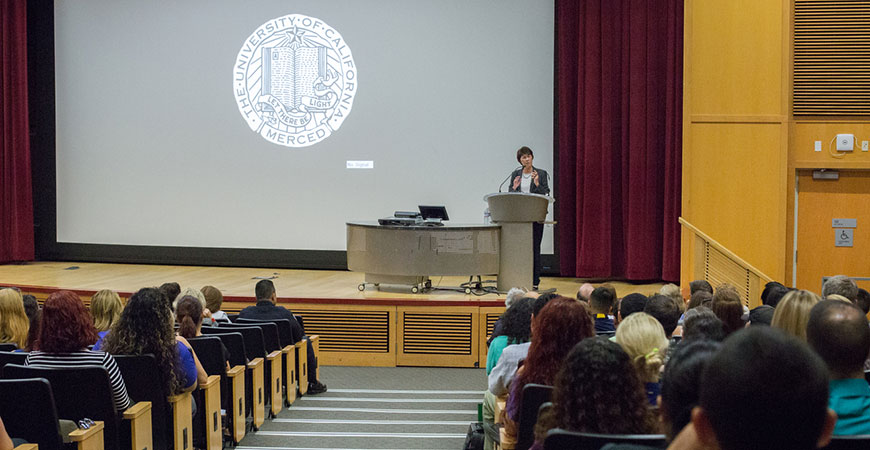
[832,218,857,228]
[346,160,374,169]
[835,229,854,247]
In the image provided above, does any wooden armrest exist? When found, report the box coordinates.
[227,364,245,377]
[494,396,507,424]
[13,445,39,450]
[166,392,192,450]
[200,374,220,389]
[122,401,154,450]
[247,357,264,369]
[68,420,103,440]
[122,400,151,420]
[167,392,187,404]
[499,427,516,450]
[266,350,282,360]
[308,334,319,341]
[282,344,294,353]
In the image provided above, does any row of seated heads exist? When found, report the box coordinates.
[501,275,869,449]
[0,283,227,396]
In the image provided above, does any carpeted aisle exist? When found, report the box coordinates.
[236,366,486,450]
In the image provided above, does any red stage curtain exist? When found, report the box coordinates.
[556,0,682,281]
[0,0,35,262]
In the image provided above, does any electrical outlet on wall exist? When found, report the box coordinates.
[862,141,869,152]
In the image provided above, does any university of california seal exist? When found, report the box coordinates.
[233,14,357,148]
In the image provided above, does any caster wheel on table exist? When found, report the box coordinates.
[465,287,472,294]
[411,286,419,294]
[358,284,366,291]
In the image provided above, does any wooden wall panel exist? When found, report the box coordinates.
[397,306,480,368]
[685,123,787,280]
[688,0,784,116]
[790,121,870,168]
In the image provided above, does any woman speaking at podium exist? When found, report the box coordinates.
[508,146,549,289]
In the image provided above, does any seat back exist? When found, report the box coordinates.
[236,318,295,348]
[3,364,124,450]
[199,328,246,366]
[0,377,65,450]
[223,322,280,353]
[823,435,870,450]
[0,343,18,352]
[205,326,265,361]
[187,337,231,407]
[517,384,554,450]
[0,351,27,371]
[113,354,173,450]
[543,429,667,450]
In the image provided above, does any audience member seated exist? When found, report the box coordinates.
[98,288,206,401]
[177,296,231,370]
[90,289,124,338]
[822,275,859,303]
[617,293,647,326]
[615,312,668,405]
[589,286,616,333]
[26,290,131,413]
[671,327,835,450]
[856,288,870,316]
[487,299,532,375]
[533,338,658,450]
[159,282,181,306]
[710,284,744,337]
[760,280,789,308]
[689,280,713,296]
[771,289,820,342]
[680,307,725,343]
[658,283,683,308]
[175,287,216,327]
[747,304,775,327]
[21,294,39,351]
[201,285,231,323]
[658,340,720,442]
[489,288,535,346]
[686,290,712,311]
[0,288,29,349]
[807,300,870,436]
[576,283,594,303]
[502,297,595,445]
[238,279,327,394]
[644,294,681,343]
[489,294,560,396]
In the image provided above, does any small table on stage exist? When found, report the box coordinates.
[346,222,500,293]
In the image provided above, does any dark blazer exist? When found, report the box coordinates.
[508,166,550,195]
[238,301,305,343]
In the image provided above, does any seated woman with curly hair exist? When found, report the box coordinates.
[486,298,533,375]
[97,287,207,398]
[532,338,658,449]
[25,290,131,413]
[0,288,29,350]
[502,296,595,445]
[615,312,669,405]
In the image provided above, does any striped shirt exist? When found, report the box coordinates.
[25,350,132,412]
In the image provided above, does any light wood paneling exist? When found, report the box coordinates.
[791,121,870,168]
[685,123,787,280]
[397,306,480,368]
[688,0,784,116]
[795,170,870,292]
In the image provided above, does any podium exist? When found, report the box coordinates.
[484,192,553,292]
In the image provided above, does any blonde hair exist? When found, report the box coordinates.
[90,289,124,332]
[659,283,683,310]
[0,289,29,348]
[772,290,820,342]
[615,312,668,382]
[174,287,206,311]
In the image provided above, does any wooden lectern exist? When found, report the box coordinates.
[484,192,553,292]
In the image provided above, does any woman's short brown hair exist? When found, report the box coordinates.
[516,146,533,163]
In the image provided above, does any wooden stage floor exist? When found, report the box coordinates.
[0,261,665,306]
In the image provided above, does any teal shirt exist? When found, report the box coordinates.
[830,378,870,436]
[486,336,523,375]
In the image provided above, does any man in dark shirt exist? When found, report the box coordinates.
[590,286,616,333]
[239,280,327,394]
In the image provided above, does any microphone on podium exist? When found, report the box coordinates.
[498,166,522,192]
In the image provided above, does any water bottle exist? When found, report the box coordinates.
[483,208,491,224]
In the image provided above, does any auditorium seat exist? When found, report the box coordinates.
[201,327,265,431]
[822,435,870,450]
[113,354,195,450]
[515,384,554,450]
[0,343,17,352]
[0,377,105,450]
[220,322,284,416]
[0,351,26,372]
[188,336,247,445]
[3,364,153,450]
[235,317,299,405]
[543,429,667,450]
